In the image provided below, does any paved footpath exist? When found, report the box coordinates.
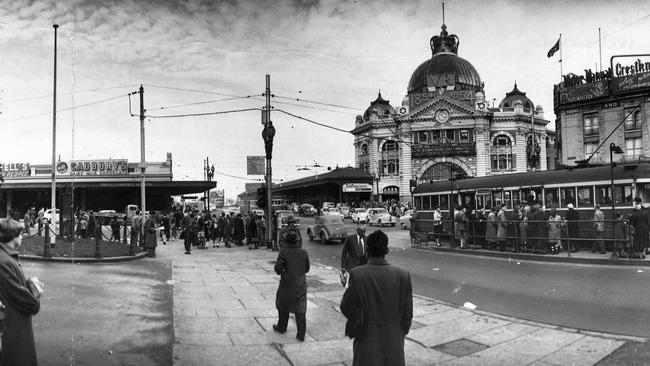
[156,241,645,366]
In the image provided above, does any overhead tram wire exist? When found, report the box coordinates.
[148,94,262,111]
[1,94,126,124]
[2,84,138,104]
[144,84,256,99]
[270,96,355,115]
[273,94,359,111]
[146,107,261,119]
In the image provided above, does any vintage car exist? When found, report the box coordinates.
[322,207,342,217]
[351,208,370,223]
[299,203,317,216]
[251,209,265,218]
[399,210,413,230]
[306,215,347,243]
[338,206,351,219]
[368,208,396,227]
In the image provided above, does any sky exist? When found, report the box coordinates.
[0,0,649,199]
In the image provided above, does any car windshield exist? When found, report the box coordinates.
[356,209,367,213]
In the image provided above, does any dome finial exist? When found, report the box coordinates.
[378,89,381,98]
[430,2,458,56]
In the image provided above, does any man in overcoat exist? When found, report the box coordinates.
[0,219,43,366]
[340,230,413,366]
[341,224,367,274]
[565,203,580,252]
[496,203,508,251]
[143,213,158,258]
[273,230,310,341]
[278,215,302,250]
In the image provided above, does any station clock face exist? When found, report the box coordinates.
[435,109,450,122]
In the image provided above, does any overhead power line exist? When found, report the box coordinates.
[144,84,253,99]
[149,94,262,111]
[273,94,358,111]
[146,107,261,119]
[2,94,126,123]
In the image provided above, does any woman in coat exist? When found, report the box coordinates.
[143,213,158,258]
[630,197,649,259]
[273,230,310,341]
[485,207,498,250]
[0,219,43,366]
[547,208,563,254]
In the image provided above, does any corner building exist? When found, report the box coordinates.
[352,23,552,202]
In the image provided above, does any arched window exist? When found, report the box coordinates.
[381,140,399,175]
[360,143,368,155]
[491,134,513,171]
[419,162,463,183]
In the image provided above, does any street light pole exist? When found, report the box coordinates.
[50,24,58,244]
[610,142,624,256]
[139,85,146,216]
[262,74,276,250]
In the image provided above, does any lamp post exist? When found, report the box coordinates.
[50,24,58,244]
[374,173,380,202]
[262,74,275,250]
[610,142,624,256]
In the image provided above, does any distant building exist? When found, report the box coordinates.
[352,22,552,202]
[554,57,650,166]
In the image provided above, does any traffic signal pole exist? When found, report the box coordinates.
[262,75,276,250]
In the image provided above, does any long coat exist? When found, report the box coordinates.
[630,208,649,252]
[340,257,413,366]
[143,217,157,249]
[566,208,579,240]
[341,234,367,271]
[496,209,508,241]
[0,242,41,366]
[274,242,310,314]
[485,211,498,242]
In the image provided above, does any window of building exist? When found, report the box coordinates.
[381,140,399,175]
[625,137,642,159]
[359,161,369,172]
[360,144,368,155]
[583,113,599,136]
[459,129,469,141]
[584,142,598,160]
[445,129,455,141]
[624,108,642,131]
[417,131,428,144]
[431,130,441,142]
[491,134,513,171]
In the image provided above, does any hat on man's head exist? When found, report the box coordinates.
[287,215,298,223]
[0,219,23,243]
[285,230,299,243]
[567,203,574,209]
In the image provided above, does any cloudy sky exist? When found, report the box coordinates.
[0,0,648,199]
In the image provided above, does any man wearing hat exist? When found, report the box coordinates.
[341,224,368,276]
[565,203,579,252]
[0,219,44,365]
[273,230,310,341]
[278,215,302,250]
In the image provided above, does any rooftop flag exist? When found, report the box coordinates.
[547,38,560,58]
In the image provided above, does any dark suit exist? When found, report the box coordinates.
[341,234,367,271]
[274,241,310,339]
[340,257,413,366]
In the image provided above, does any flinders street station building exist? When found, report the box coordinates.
[352,23,555,202]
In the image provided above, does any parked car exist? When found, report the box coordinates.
[322,207,342,217]
[251,209,265,218]
[399,210,413,230]
[307,215,347,243]
[322,202,336,209]
[299,203,316,217]
[368,208,396,227]
[339,206,351,219]
[351,208,370,223]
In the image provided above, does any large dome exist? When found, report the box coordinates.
[407,24,482,94]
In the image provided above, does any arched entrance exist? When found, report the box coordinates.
[382,185,399,200]
[418,162,468,183]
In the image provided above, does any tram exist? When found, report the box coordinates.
[409,162,650,249]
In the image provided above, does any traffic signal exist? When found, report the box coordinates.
[256,187,267,209]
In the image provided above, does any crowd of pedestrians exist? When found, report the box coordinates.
[411,197,650,258]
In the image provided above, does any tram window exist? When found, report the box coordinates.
[511,190,521,207]
[414,196,422,211]
[422,196,431,210]
[577,186,594,207]
[544,188,560,209]
[431,195,440,208]
[596,186,612,205]
[494,191,503,208]
[439,194,449,210]
[503,191,512,209]
[617,185,633,205]
[638,183,650,204]
[561,187,577,207]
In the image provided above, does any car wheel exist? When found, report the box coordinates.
[391,223,395,227]
[308,231,314,241]
[378,219,382,226]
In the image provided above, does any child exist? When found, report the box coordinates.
[614,211,629,258]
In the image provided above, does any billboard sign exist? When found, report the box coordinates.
[247,156,265,175]
[57,159,129,176]
[342,183,373,192]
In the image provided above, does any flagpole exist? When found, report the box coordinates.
[598,28,602,72]
[559,33,563,80]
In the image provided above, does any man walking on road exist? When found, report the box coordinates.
[592,204,606,254]
[341,224,368,276]
[340,230,413,366]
